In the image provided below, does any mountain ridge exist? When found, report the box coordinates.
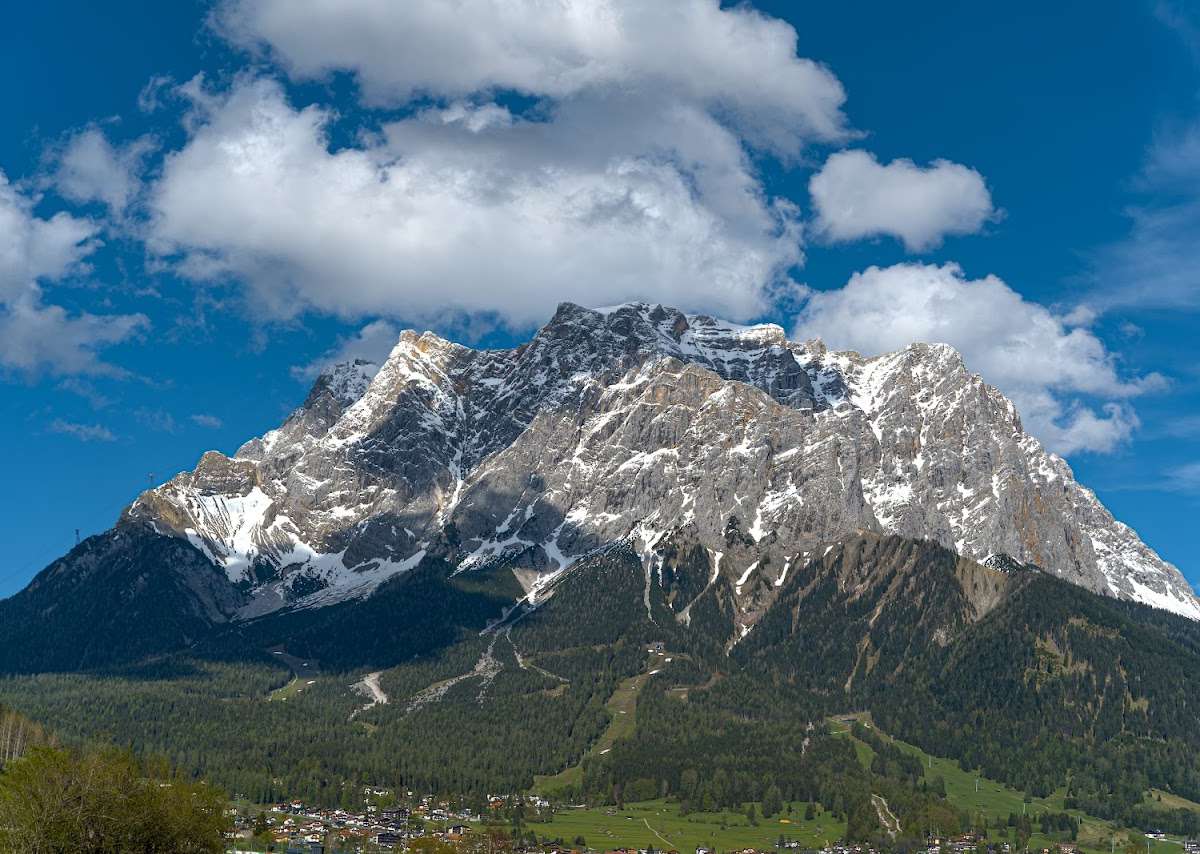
[2,299,1195,675]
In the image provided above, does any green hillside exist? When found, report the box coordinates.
[831,714,1186,854]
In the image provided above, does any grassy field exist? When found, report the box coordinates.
[267,675,319,701]
[531,799,845,852]
[830,715,1185,854]
[265,647,321,702]
[1150,790,1200,814]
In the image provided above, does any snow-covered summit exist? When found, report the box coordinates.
[121,301,1199,622]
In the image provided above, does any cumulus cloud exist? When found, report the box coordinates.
[53,128,154,214]
[0,175,97,300]
[293,319,401,381]
[794,263,1160,455]
[139,1,867,329]
[147,76,804,326]
[0,172,147,377]
[190,413,223,429]
[48,418,116,442]
[214,0,848,154]
[809,150,996,252]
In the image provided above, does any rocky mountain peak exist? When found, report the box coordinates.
[81,300,1200,624]
[318,359,380,407]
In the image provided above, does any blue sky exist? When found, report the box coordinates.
[2,0,1199,596]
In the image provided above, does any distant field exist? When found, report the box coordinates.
[529,799,845,852]
[1149,790,1200,814]
[267,675,316,701]
[266,647,321,702]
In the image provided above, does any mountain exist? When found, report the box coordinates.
[4,524,1199,834]
[1,301,1195,674]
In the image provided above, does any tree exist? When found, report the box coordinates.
[746,803,759,826]
[0,745,229,853]
[253,811,271,839]
[681,769,700,803]
[763,785,783,818]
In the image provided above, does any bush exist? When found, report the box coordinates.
[0,745,229,853]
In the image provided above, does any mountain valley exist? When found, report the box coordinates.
[2,303,1199,845]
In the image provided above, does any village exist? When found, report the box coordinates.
[224,790,1197,854]
[227,789,484,852]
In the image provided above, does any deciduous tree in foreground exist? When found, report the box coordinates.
[0,745,228,853]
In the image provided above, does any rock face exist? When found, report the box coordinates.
[83,301,1200,624]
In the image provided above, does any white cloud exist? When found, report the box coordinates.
[809,150,995,252]
[1165,461,1200,493]
[0,172,147,377]
[190,413,224,429]
[54,128,153,214]
[48,418,116,443]
[155,1,863,329]
[293,319,400,381]
[147,76,804,327]
[0,302,147,378]
[57,377,113,409]
[138,74,176,113]
[794,262,1159,455]
[0,175,97,301]
[134,408,179,433]
[214,0,848,154]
